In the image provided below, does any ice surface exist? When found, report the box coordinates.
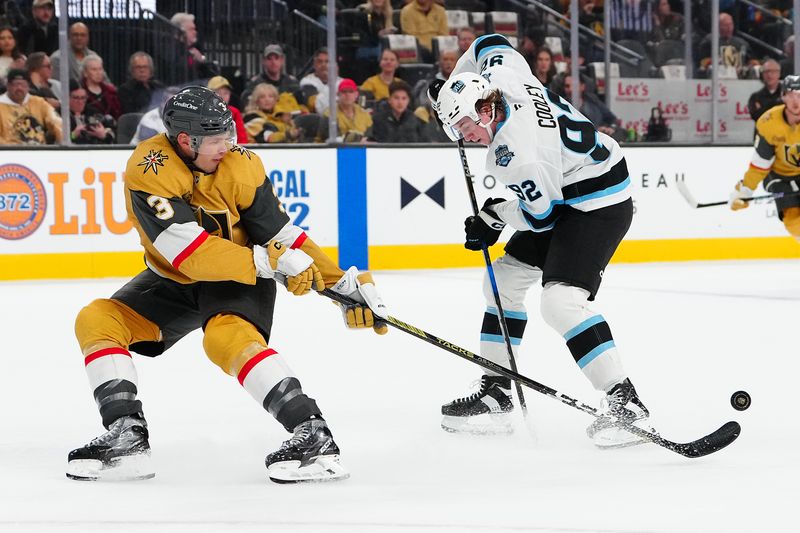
[1,260,797,532]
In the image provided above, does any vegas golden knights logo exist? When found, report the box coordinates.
[720,46,742,70]
[783,144,800,167]
[194,206,232,240]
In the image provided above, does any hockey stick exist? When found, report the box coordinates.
[676,179,800,208]
[320,288,740,458]
[456,139,532,428]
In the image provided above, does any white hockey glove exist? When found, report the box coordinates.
[729,181,754,211]
[253,241,324,296]
[331,266,388,335]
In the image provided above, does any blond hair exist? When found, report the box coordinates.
[363,0,393,31]
[246,83,279,114]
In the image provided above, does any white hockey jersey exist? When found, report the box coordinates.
[453,34,631,232]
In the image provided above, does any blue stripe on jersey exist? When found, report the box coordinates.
[577,341,616,369]
[486,306,528,320]
[565,177,631,206]
[481,333,522,345]
[473,34,512,63]
[564,315,605,341]
[519,200,563,231]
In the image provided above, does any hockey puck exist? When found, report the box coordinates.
[731,390,751,411]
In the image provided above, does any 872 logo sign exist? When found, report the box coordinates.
[0,164,47,240]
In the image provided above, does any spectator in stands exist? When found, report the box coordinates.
[356,0,397,63]
[129,86,178,144]
[361,49,402,103]
[324,78,372,143]
[457,28,476,57]
[1,26,24,84]
[413,48,457,107]
[26,52,60,111]
[208,75,248,143]
[780,36,794,77]
[400,0,448,60]
[301,48,342,115]
[562,73,623,141]
[68,79,114,144]
[579,0,604,35]
[118,52,164,115]
[371,80,427,143]
[245,44,300,98]
[533,47,557,88]
[698,13,751,78]
[81,56,121,121]
[608,0,655,41]
[649,0,684,43]
[0,68,62,144]
[748,59,782,122]
[170,12,219,79]
[415,98,450,142]
[243,83,301,144]
[50,22,102,84]
[16,0,58,56]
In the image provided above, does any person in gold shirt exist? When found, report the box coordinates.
[0,68,61,144]
[730,75,800,242]
[66,86,387,484]
[360,48,402,103]
[400,0,448,58]
[324,78,373,142]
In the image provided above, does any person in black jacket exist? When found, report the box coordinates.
[748,59,782,123]
[118,52,164,114]
[370,80,428,143]
[16,0,58,55]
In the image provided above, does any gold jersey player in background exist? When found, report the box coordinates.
[730,75,800,242]
[66,86,387,484]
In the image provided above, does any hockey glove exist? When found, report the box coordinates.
[729,181,754,211]
[464,198,506,251]
[253,241,324,296]
[331,266,388,335]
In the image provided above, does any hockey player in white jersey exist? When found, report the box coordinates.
[431,34,652,447]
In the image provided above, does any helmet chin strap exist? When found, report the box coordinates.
[478,102,496,142]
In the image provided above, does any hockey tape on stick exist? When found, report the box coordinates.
[318,288,741,459]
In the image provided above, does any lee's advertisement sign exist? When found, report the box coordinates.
[611,78,760,143]
[0,148,338,253]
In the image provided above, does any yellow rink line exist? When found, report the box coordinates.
[1,238,798,280]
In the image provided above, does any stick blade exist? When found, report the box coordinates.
[675,179,699,208]
[672,421,741,458]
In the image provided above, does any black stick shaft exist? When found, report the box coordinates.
[457,140,529,418]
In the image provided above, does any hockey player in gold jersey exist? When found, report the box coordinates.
[730,75,800,242]
[67,86,387,484]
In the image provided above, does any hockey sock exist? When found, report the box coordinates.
[541,283,626,392]
[479,306,527,376]
[236,348,321,432]
[84,347,143,428]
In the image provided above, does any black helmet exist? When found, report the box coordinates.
[781,75,800,94]
[163,86,234,149]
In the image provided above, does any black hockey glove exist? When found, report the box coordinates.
[464,198,506,251]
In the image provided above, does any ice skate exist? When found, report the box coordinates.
[265,417,349,484]
[441,375,514,435]
[66,415,155,481]
[587,379,656,449]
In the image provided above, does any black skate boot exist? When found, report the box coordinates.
[441,375,514,435]
[66,415,155,481]
[586,378,655,449]
[265,417,349,484]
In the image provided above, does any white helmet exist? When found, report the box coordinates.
[433,72,493,141]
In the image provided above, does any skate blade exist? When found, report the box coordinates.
[441,414,514,436]
[268,454,350,484]
[66,453,155,481]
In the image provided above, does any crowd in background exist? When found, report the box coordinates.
[0,0,796,146]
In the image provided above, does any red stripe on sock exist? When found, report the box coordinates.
[172,231,210,270]
[237,349,277,385]
[84,347,131,366]
[290,232,308,249]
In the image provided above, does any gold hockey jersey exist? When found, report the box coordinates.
[743,104,800,189]
[124,134,342,285]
